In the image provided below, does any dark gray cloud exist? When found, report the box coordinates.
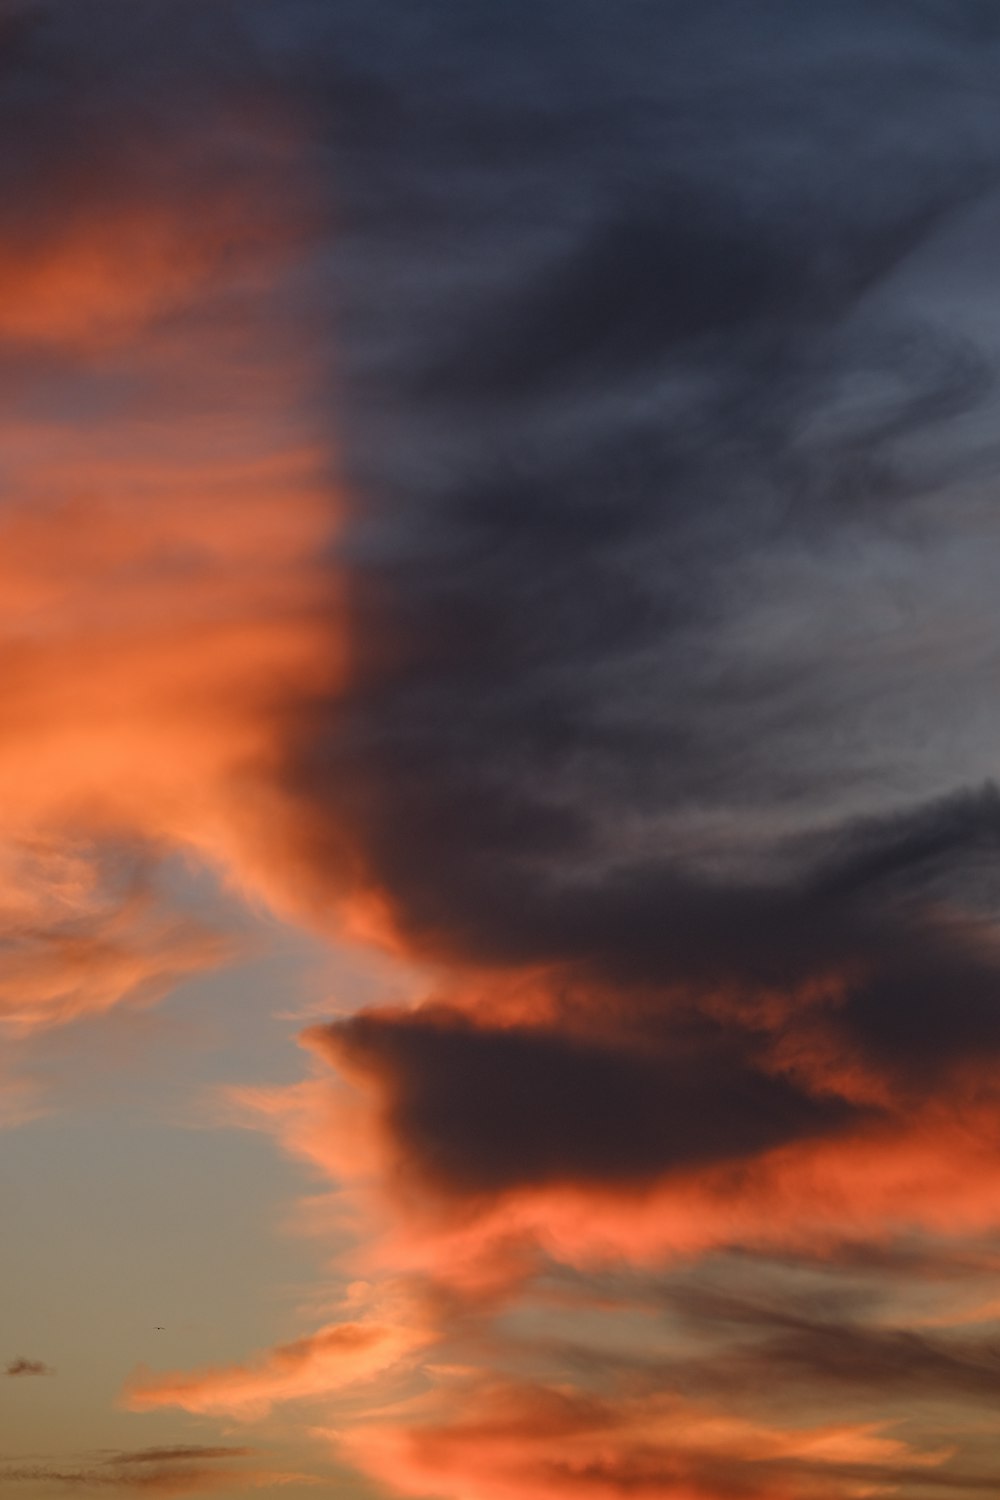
[0,1445,282,1497]
[662,1284,1000,1405]
[316,1005,866,1194]
[261,0,1000,1197]
[309,786,1000,1195]
[5,1357,53,1377]
[100,1451,254,1469]
[304,0,1000,921]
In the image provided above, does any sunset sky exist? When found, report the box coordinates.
[8,3,1000,1498]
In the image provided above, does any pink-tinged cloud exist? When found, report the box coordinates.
[0,17,344,1041]
[125,1317,429,1420]
[333,1380,947,1500]
[0,864,236,1037]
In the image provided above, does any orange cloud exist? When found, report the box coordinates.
[0,58,344,1038]
[125,1315,430,1420]
[333,1380,946,1500]
[0,197,275,352]
[0,437,340,891]
[0,846,236,1036]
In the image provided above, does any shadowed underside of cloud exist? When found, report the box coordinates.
[312,1004,871,1201]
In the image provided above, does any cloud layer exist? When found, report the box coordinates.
[10,2,1000,1498]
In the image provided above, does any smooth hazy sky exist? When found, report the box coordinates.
[7,3,1000,1498]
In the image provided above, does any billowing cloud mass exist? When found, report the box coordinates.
[12,1,1000,1498]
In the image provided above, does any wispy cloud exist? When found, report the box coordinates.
[0,1445,319,1496]
[100,1450,254,1468]
[126,1307,430,1419]
[0,2,339,1048]
[6,1357,54,1378]
[335,1378,953,1500]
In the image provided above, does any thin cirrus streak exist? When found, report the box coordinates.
[11,3,1000,1500]
[125,1314,433,1421]
[0,1449,319,1498]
